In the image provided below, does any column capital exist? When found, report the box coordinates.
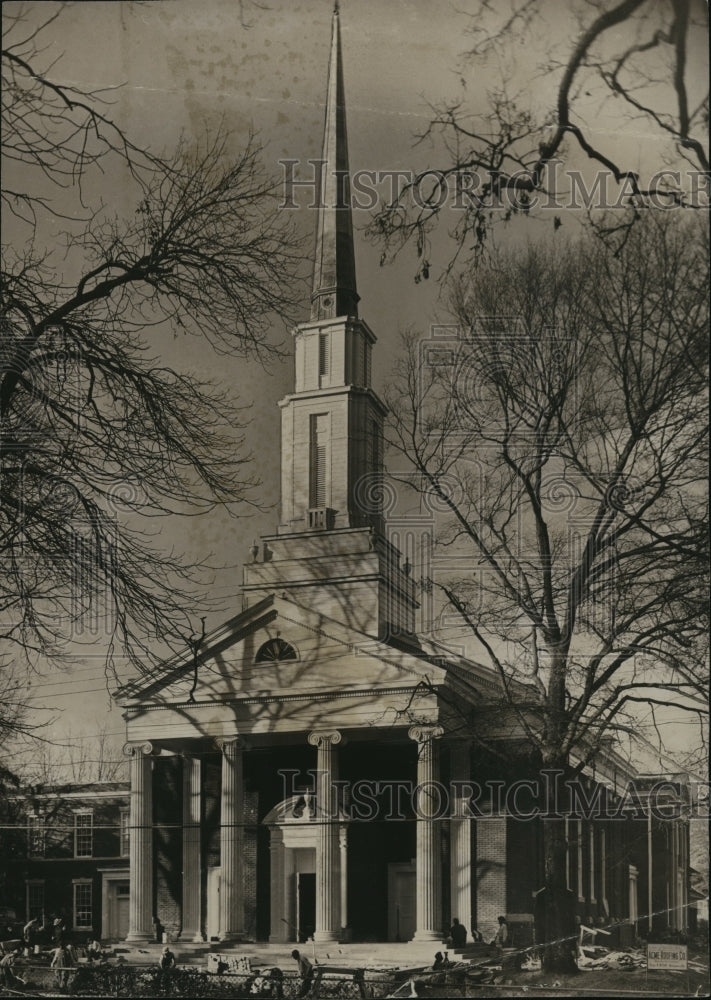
[308,730,342,749]
[408,724,444,744]
[216,736,248,754]
[122,741,157,758]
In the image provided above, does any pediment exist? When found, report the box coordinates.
[115,594,449,709]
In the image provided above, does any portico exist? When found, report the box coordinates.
[117,650,466,945]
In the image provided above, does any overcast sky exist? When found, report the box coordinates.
[5,0,707,775]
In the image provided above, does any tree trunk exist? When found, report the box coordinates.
[536,771,578,974]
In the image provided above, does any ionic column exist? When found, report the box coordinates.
[123,742,155,943]
[181,755,203,942]
[219,737,247,941]
[409,725,444,942]
[308,730,342,943]
[449,739,472,937]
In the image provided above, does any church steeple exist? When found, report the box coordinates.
[311,2,359,322]
[242,5,419,645]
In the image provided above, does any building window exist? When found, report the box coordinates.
[27,813,45,857]
[255,638,298,663]
[565,817,570,890]
[600,827,607,908]
[74,811,93,858]
[309,413,330,509]
[73,881,92,929]
[577,820,584,901]
[119,809,130,857]
[319,333,330,380]
[26,881,45,921]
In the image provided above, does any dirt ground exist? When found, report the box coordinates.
[462,949,710,998]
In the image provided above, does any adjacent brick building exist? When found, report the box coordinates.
[2,782,130,941]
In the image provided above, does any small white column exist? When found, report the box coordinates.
[219,737,247,941]
[308,730,342,943]
[449,739,472,936]
[181,755,203,942]
[339,825,348,935]
[124,742,155,943]
[409,725,444,942]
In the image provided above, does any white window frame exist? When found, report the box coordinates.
[119,808,130,857]
[74,810,93,858]
[25,879,45,921]
[72,879,93,931]
[27,812,45,857]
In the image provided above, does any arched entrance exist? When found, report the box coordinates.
[263,793,348,943]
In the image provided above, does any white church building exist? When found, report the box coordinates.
[113,5,690,951]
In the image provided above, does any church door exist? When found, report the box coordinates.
[388,863,416,941]
[296,873,316,942]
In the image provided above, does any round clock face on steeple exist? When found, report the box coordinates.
[255,638,298,663]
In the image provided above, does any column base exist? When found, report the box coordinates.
[220,932,247,943]
[125,932,155,944]
[411,929,443,943]
[180,930,205,943]
[313,930,340,943]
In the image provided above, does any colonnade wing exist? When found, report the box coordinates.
[115,593,452,741]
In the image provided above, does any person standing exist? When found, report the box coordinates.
[51,942,75,990]
[52,916,66,944]
[22,916,40,956]
[449,917,467,949]
[493,915,508,948]
[291,949,314,998]
[159,946,176,970]
[1,947,25,989]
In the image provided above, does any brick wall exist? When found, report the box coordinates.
[153,757,182,940]
[243,791,258,938]
[475,815,507,942]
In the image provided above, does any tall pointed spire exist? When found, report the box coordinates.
[311,3,359,321]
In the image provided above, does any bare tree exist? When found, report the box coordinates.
[1,6,304,690]
[368,0,709,280]
[386,214,708,969]
[18,722,127,786]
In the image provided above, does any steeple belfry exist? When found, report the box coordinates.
[311,3,359,322]
[243,5,419,644]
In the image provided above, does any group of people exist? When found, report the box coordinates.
[430,915,509,976]
[248,964,285,997]
[446,914,509,949]
[1,927,114,993]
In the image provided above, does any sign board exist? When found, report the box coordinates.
[647,943,688,971]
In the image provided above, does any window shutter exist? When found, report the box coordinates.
[310,414,330,508]
[319,333,329,379]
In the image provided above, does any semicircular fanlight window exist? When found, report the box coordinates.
[255,638,298,663]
